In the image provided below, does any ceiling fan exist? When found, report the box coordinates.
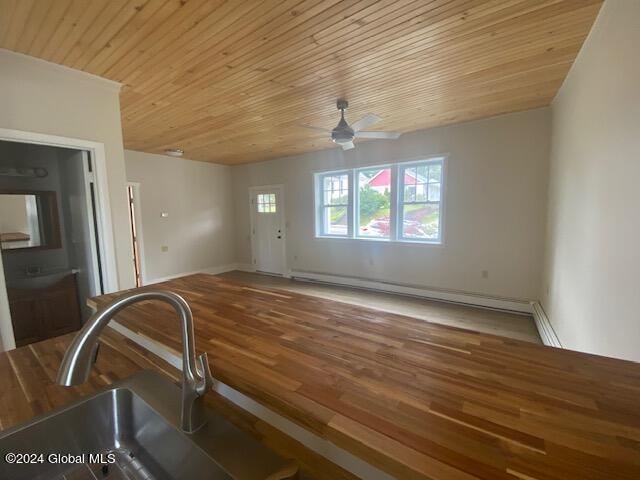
[303,100,401,150]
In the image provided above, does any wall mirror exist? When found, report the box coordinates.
[0,190,61,251]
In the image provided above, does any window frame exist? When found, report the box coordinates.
[396,158,445,244]
[354,164,394,240]
[315,170,353,238]
[314,156,445,245]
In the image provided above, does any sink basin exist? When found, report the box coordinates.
[0,371,292,480]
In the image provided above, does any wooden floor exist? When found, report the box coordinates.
[89,274,640,480]
[217,271,541,344]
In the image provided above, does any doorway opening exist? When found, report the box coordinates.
[127,183,143,288]
[249,185,286,276]
[0,140,105,347]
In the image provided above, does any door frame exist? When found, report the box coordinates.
[0,128,119,351]
[248,184,287,276]
[126,182,147,286]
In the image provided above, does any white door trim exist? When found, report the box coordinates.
[127,182,147,285]
[248,184,287,276]
[0,128,119,351]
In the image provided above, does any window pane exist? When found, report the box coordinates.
[323,173,348,206]
[402,204,439,240]
[427,183,440,202]
[358,168,390,238]
[404,185,415,202]
[428,164,442,183]
[404,167,417,186]
[257,203,264,213]
[324,206,348,235]
[416,165,428,182]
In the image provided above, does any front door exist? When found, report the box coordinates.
[250,186,286,275]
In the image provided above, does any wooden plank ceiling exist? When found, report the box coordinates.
[0,0,602,165]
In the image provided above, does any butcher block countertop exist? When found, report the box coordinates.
[84,273,640,480]
[0,328,178,431]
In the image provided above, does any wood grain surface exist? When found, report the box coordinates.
[87,274,640,479]
[0,327,356,480]
[0,0,602,164]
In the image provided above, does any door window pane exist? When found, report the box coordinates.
[257,193,276,213]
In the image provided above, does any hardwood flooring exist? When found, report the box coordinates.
[216,270,541,343]
[89,274,640,480]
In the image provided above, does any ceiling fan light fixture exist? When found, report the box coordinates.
[301,99,401,150]
[331,130,354,144]
[164,148,184,157]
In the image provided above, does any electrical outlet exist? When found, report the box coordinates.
[481,270,489,279]
[161,245,169,252]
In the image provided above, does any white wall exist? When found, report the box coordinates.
[0,195,29,234]
[232,108,551,302]
[541,0,640,362]
[125,150,236,283]
[0,49,134,290]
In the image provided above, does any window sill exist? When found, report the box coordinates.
[314,235,443,246]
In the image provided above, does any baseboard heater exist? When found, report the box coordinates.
[289,270,533,315]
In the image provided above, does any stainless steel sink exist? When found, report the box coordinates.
[0,371,294,480]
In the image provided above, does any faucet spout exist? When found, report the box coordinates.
[56,290,214,433]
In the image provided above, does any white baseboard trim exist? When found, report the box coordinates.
[109,321,392,480]
[234,263,257,273]
[143,264,238,285]
[143,265,533,314]
[531,301,562,348]
[289,270,533,314]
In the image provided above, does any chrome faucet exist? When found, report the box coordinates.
[57,290,214,433]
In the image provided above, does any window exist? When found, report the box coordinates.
[317,172,350,236]
[314,158,444,243]
[257,193,276,213]
[357,167,391,238]
[398,161,442,241]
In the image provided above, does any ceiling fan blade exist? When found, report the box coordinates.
[341,141,355,150]
[354,131,401,139]
[350,113,381,132]
[300,124,331,133]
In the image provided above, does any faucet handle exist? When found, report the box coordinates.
[196,352,214,393]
